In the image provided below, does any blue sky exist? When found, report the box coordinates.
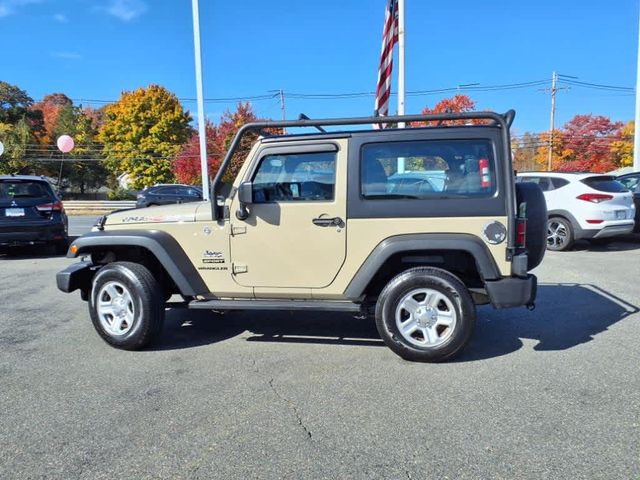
[0,0,638,135]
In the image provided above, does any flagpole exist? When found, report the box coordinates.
[397,0,406,173]
[634,5,640,171]
[397,0,405,126]
[191,0,210,201]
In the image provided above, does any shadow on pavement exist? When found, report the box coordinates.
[154,307,382,351]
[456,283,638,362]
[155,283,638,361]
[570,234,640,252]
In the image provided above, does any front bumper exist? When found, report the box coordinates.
[484,274,537,309]
[56,261,97,294]
[0,221,66,246]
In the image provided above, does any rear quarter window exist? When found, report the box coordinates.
[361,139,497,199]
[580,176,627,193]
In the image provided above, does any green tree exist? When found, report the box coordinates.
[0,118,32,174]
[99,85,192,189]
[68,109,109,193]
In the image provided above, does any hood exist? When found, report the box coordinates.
[105,201,205,227]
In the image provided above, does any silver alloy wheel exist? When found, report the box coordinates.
[96,281,136,336]
[547,219,568,249]
[395,288,457,348]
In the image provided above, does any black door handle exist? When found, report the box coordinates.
[312,217,344,227]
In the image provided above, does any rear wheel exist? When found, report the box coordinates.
[375,267,476,362]
[89,262,164,350]
[547,217,573,251]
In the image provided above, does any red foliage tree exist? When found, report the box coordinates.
[173,102,266,185]
[173,122,219,185]
[31,93,73,144]
[414,94,486,126]
[554,114,623,173]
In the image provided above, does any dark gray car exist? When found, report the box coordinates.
[616,172,640,232]
[0,175,68,253]
[136,184,203,208]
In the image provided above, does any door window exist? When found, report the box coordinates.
[252,151,336,203]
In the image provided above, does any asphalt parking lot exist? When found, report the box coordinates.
[1,217,639,479]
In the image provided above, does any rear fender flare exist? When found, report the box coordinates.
[343,233,502,300]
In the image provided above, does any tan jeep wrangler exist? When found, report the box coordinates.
[57,111,546,362]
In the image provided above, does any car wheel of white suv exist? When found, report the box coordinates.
[547,217,574,251]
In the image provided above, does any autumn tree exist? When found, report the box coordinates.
[610,121,634,168]
[415,94,483,126]
[99,85,192,189]
[31,93,73,144]
[512,132,541,172]
[173,122,219,185]
[553,114,622,173]
[173,102,271,186]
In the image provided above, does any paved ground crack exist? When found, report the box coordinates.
[268,378,313,440]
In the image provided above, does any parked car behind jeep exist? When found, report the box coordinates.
[0,175,68,254]
[136,184,202,208]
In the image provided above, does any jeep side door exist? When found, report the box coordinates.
[229,140,347,290]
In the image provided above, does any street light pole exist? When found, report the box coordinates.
[634,7,640,171]
[191,0,210,200]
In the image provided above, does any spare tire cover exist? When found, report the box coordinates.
[515,182,547,270]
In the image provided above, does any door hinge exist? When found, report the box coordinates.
[231,225,247,236]
[232,263,248,274]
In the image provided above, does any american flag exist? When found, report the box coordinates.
[373,0,399,128]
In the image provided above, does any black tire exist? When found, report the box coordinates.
[547,216,574,251]
[89,262,164,350]
[516,182,547,269]
[375,267,476,362]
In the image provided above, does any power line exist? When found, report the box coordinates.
[32,77,632,106]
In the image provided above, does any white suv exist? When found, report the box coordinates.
[517,172,635,251]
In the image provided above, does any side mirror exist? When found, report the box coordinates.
[236,181,253,220]
[238,181,253,204]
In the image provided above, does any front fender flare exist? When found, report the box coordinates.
[68,230,208,296]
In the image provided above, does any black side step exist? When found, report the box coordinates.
[189,299,362,312]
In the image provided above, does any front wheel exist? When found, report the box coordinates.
[89,262,165,350]
[375,267,476,362]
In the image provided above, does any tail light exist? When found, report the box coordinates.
[516,218,527,248]
[479,158,490,188]
[577,193,613,203]
[516,202,527,248]
[36,200,63,211]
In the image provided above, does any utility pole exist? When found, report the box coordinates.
[279,89,286,134]
[548,71,558,172]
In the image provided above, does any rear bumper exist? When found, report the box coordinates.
[484,274,537,309]
[0,221,67,246]
[578,222,635,240]
[56,261,97,294]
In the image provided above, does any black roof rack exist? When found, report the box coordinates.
[213,110,515,206]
